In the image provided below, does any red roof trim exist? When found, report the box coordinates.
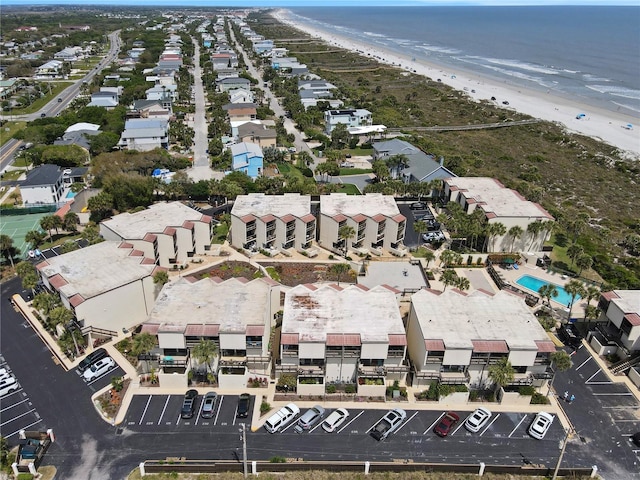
[425,339,445,351]
[184,324,219,337]
[68,294,85,307]
[49,274,68,289]
[260,214,276,223]
[625,313,640,327]
[472,340,509,353]
[281,214,296,223]
[372,214,386,222]
[246,325,265,336]
[388,334,407,346]
[535,340,557,353]
[140,323,160,335]
[301,214,316,223]
[281,333,299,345]
[332,214,347,223]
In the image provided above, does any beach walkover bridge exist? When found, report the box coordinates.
[388,118,541,133]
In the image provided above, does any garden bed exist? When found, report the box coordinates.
[96,379,130,420]
[259,262,356,286]
[191,261,261,281]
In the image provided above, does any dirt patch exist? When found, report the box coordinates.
[191,261,261,281]
[259,262,356,287]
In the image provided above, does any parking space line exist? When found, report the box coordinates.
[213,395,224,425]
[195,397,205,425]
[86,366,119,385]
[232,405,238,426]
[0,398,29,413]
[0,388,24,401]
[1,408,36,427]
[575,357,592,371]
[138,395,152,425]
[337,410,364,434]
[424,412,445,435]
[450,419,466,437]
[479,413,500,436]
[394,411,418,435]
[158,396,170,424]
[309,420,324,433]
[585,368,605,384]
[280,418,298,433]
[509,415,528,438]
[593,393,634,396]
[4,418,43,438]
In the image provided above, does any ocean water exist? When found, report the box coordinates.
[286,6,640,118]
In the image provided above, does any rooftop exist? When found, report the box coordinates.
[320,193,401,219]
[21,164,62,187]
[358,262,427,291]
[411,289,549,351]
[230,142,263,157]
[282,284,405,343]
[445,177,553,220]
[37,241,155,301]
[145,276,276,332]
[101,201,207,239]
[232,193,311,219]
[607,290,640,316]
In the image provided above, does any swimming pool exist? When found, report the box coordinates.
[516,274,580,306]
[65,190,77,199]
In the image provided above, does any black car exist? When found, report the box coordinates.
[559,323,581,348]
[181,389,198,419]
[631,432,640,447]
[77,348,108,373]
[410,202,427,210]
[237,393,251,418]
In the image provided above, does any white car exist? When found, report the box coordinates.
[528,412,554,440]
[321,408,350,433]
[82,356,115,381]
[464,407,492,433]
[0,376,19,397]
[263,403,300,433]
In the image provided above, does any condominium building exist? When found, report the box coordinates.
[318,193,407,256]
[100,202,213,269]
[36,241,158,335]
[140,276,280,389]
[442,177,554,252]
[230,194,316,253]
[407,289,556,389]
[279,283,408,396]
[594,290,640,354]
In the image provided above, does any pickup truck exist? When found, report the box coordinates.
[370,408,406,441]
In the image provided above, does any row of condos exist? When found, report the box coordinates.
[230,193,407,257]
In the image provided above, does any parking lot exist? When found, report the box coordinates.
[75,360,125,393]
[0,354,44,439]
[399,203,441,248]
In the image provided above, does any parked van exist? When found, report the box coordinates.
[263,403,299,433]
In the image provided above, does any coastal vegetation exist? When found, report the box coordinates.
[250,11,640,289]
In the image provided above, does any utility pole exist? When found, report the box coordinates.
[240,422,248,478]
[552,428,572,480]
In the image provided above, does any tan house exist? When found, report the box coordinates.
[223,103,257,122]
[319,193,407,256]
[100,202,213,269]
[279,283,408,396]
[237,122,277,148]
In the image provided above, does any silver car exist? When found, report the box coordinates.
[294,405,325,433]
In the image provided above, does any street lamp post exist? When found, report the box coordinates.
[240,423,248,478]
[552,427,572,480]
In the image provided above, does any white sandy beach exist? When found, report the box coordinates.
[273,9,640,158]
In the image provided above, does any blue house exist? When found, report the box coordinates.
[230,142,264,179]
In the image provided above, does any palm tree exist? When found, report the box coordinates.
[546,350,572,396]
[192,339,218,377]
[526,219,545,251]
[132,333,157,372]
[567,244,584,268]
[0,234,17,268]
[440,269,458,291]
[488,357,515,395]
[337,225,355,257]
[63,212,80,233]
[48,306,73,328]
[328,263,351,286]
[456,276,471,292]
[32,292,61,316]
[439,249,457,268]
[583,304,600,327]
[51,215,63,235]
[40,215,56,239]
[484,222,506,252]
[576,254,593,276]
[565,279,587,322]
[384,154,409,179]
[584,285,600,308]
[538,284,559,307]
[413,220,428,238]
[422,250,436,267]
[25,230,46,249]
[507,225,524,252]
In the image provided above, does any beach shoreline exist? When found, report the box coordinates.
[272,9,639,158]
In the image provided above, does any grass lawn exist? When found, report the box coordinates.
[0,170,25,182]
[339,168,372,175]
[346,147,374,156]
[0,121,26,146]
[335,183,360,195]
[276,162,291,173]
[10,82,73,115]
[11,156,32,168]
[212,223,229,244]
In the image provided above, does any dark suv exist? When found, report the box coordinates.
[237,393,250,418]
[77,348,107,373]
[559,323,581,348]
[181,389,198,419]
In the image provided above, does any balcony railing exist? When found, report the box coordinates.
[358,365,386,377]
[440,370,470,385]
[298,365,325,376]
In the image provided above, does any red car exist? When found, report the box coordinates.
[434,412,460,437]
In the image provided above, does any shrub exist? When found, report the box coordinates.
[531,392,551,404]
[269,456,286,463]
[260,401,271,414]
[326,384,336,394]
[518,385,536,396]
[344,384,356,394]
[469,390,479,401]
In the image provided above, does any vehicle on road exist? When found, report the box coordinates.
[264,403,299,433]
[502,101,510,105]
[321,408,349,433]
[82,356,115,381]
[181,389,198,419]
[57,98,62,102]
[0,376,19,397]
[294,405,325,433]
[40,113,46,117]
[77,348,108,373]
[434,411,460,437]
[464,408,492,433]
[631,432,640,447]
[410,202,427,210]
[528,412,554,440]
[201,391,218,419]
[340,162,355,168]
[236,393,251,418]
[370,408,406,441]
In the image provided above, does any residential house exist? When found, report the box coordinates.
[212,53,238,70]
[54,46,84,61]
[237,122,277,149]
[35,60,63,79]
[37,241,158,336]
[118,118,169,151]
[223,103,257,122]
[87,90,119,109]
[442,177,554,252]
[299,89,342,110]
[319,193,407,256]
[406,289,556,390]
[372,139,456,183]
[230,142,264,179]
[129,99,171,120]
[0,79,18,99]
[594,290,640,355]
[140,276,280,389]
[216,68,239,81]
[218,77,251,93]
[298,79,336,95]
[54,123,100,151]
[20,164,66,206]
[279,283,408,396]
[157,53,182,70]
[252,39,274,54]
[324,109,372,134]
[230,193,316,253]
[100,201,213,268]
[229,88,254,104]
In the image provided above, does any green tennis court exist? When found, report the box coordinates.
[0,213,49,259]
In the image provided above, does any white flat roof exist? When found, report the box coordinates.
[611,290,640,315]
[320,193,400,218]
[38,241,155,300]
[232,193,311,218]
[445,177,553,219]
[411,289,549,350]
[282,284,404,343]
[101,201,205,239]
[146,276,274,332]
